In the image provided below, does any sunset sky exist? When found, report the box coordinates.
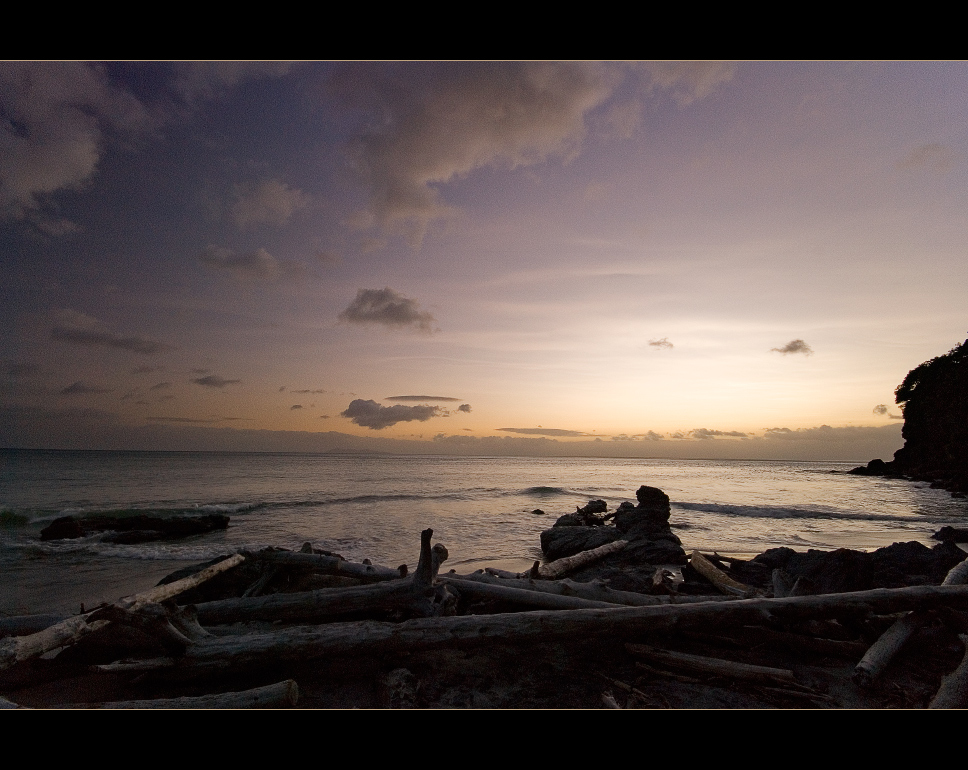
[1,61,965,460]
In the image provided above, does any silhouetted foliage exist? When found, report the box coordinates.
[890,337,968,495]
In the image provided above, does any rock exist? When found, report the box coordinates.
[848,458,889,476]
[932,526,968,543]
[540,484,685,566]
[40,513,230,542]
[540,526,623,561]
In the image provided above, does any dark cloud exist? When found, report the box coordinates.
[771,339,813,356]
[873,404,903,419]
[60,381,112,395]
[149,382,172,391]
[290,404,303,410]
[192,375,241,388]
[291,389,327,394]
[763,425,900,440]
[386,394,460,402]
[690,428,748,439]
[340,398,441,429]
[496,427,590,437]
[456,404,471,413]
[648,337,673,349]
[51,310,173,356]
[199,245,304,282]
[146,416,223,424]
[339,288,436,333]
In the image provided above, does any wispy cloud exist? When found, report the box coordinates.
[896,143,957,173]
[771,339,813,356]
[60,381,112,395]
[51,310,173,356]
[689,428,747,439]
[648,337,673,349]
[229,179,309,229]
[386,394,460,402]
[192,375,241,388]
[341,398,440,429]
[199,245,303,282]
[340,288,437,333]
[496,427,591,437]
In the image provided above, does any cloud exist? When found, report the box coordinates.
[386,394,460,402]
[456,404,471,413]
[229,179,309,229]
[896,143,957,173]
[192,375,240,388]
[199,245,304,282]
[291,389,327,394]
[763,425,897,441]
[496,427,591,437]
[60,381,112,395]
[873,404,903,420]
[290,404,303,410]
[51,310,173,355]
[689,428,748,439]
[169,62,294,104]
[349,62,618,246]
[340,398,440,429]
[339,288,437,333]
[146,416,223,424]
[0,62,150,229]
[149,382,172,391]
[640,61,737,106]
[771,339,813,355]
[648,337,673,349]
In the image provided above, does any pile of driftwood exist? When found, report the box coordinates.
[3,527,968,708]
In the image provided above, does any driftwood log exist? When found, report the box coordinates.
[194,530,448,624]
[248,550,406,582]
[690,551,760,597]
[537,540,628,580]
[854,553,968,687]
[109,585,968,676]
[0,554,244,671]
[929,634,968,708]
[626,642,800,685]
[66,679,299,709]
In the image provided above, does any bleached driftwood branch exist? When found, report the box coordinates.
[0,554,244,671]
[68,679,299,709]
[537,540,628,580]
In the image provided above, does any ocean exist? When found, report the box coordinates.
[1,449,966,616]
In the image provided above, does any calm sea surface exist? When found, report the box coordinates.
[2,449,966,615]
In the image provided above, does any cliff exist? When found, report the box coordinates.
[858,338,968,496]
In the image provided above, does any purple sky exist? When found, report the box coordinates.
[2,62,965,460]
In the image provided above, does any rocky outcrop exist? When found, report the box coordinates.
[849,338,968,497]
[539,485,686,571]
[40,513,230,542]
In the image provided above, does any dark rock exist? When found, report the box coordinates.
[531,509,545,515]
[40,513,230,542]
[540,526,623,561]
[848,458,889,476]
[578,499,608,515]
[745,540,967,594]
[932,526,968,543]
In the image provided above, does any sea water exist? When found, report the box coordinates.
[1,449,966,616]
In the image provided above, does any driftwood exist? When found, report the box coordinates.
[929,634,968,709]
[626,642,799,685]
[538,540,628,580]
[68,680,299,709]
[110,585,968,676]
[194,530,446,625]
[0,614,69,639]
[439,577,620,610]
[444,573,734,607]
[854,553,968,687]
[0,554,244,671]
[248,550,405,582]
[690,551,759,597]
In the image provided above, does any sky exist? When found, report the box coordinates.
[1,61,965,461]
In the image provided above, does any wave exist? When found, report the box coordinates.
[673,501,951,524]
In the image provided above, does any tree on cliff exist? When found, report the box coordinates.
[891,337,968,494]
